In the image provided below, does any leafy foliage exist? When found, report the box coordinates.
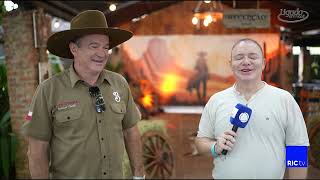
[0,64,17,179]
[0,1,6,25]
[0,65,9,118]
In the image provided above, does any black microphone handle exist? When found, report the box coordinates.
[221,125,238,155]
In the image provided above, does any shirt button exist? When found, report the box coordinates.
[104,172,106,175]
[101,138,104,141]
[99,120,102,123]
[104,155,106,158]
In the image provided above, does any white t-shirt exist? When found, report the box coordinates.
[197,82,309,179]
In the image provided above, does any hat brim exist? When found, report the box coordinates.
[47,28,133,59]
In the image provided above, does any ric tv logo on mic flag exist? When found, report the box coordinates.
[286,146,308,167]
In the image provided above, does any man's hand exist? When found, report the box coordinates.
[195,129,237,156]
[215,130,237,154]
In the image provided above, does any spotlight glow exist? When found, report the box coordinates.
[109,4,116,11]
[4,1,18,11]
[192,17,199,25]
[203,19,210,27]
[205,15,213,23]
[54,21,60,28]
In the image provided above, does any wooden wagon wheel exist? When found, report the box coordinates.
[309,121,320,169]
[141,131,174,179]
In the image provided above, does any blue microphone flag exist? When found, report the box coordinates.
[230,103,252,128]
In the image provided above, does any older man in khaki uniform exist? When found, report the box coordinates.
[23,10,145,179]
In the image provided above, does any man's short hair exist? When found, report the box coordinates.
[70,36,84,47]
[231,38,264,60]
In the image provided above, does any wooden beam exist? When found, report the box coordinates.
[31,1,73,21]
[107,1,181,26]
[49,1,79,16]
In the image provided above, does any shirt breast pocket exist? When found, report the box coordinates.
[110,103,126,121]
[53,107,85,141]
[54,108,82,126]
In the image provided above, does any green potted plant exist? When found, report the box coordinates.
[0,64,17,179]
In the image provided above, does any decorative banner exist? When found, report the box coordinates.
[223,9,270,28]
[122,34,279,105]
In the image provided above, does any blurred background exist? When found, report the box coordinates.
[1,0,320,179]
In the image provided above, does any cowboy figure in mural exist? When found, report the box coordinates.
[187,51,209,104]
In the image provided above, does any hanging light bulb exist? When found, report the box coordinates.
[205,14,213,23]
[109,4,116,11]
[192,0,223,28]
[53,20,60,28]
[4,1,18,11]
[13,3,18,9]
[203,19,210,27]
[192,16,199,25]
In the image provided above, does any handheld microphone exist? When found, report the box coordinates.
[221,103,252,155]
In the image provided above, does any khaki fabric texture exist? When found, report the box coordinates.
[23,65,141,178]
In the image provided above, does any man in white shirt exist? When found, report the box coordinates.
[195,38,309,179]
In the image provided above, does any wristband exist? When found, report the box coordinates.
[133,175,145,179]
[210,142,219,158]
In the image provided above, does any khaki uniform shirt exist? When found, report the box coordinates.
[23,65,141,178]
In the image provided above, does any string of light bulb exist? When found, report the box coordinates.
[192,0,223,28]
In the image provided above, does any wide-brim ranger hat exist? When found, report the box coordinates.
[47,10,133,59]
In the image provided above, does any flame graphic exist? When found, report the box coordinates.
[139,80,154,109]
[141,94,153,108]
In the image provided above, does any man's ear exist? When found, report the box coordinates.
[69,42,78,56]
